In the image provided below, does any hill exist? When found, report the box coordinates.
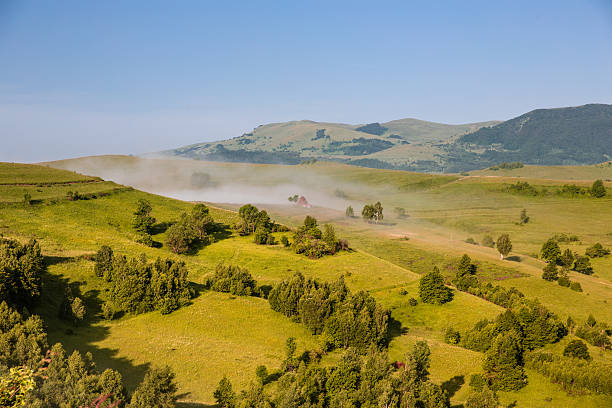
[157,104,612,173]
[156,118,498,172]
[4,158,612,406]
[451,104,612,170]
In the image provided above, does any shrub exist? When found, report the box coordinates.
[253,227,269,245]
[585,242,610,258]
[399,288,408,296]
[408,297,418,306]
[165,223,196,254]
[465,237,478,245]
[444,327,461,344]
[481,235,495,248]
[469,373,486,391]
[265,234,276,245]
[573,256,594,275]
[136,233,154,247]
[557,273,570,287]
[569,282,583,292]
[563,339,590,360]
[208,264,257,296]
[280,235,290,247]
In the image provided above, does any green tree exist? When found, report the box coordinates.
[322,224,337,253]
[165,222,196,254]
[190,204,213,240]
[465,385,499,408]
[94,245,114,278]
[591,179,606,198]
[255,365,268,385]
[23,192,32,206]
[132,199,155,234]
[419,267,453,304]
[496,234,512,260]
[585,242,610,258]
[361,202,383,223]
[457,254,476,277]
[540,238,561,263]
[483,331,526,391]
[558,248,575,268]
[573,256,594,275]
[214,376,236,408]
[129,366,177,408]
[563,339,590,360]
[444,327,460,345]
[70,297,86,326]
[408,341,431,382]
[541,262,558,281]
[238,204,260,235]
[345,206,354,217]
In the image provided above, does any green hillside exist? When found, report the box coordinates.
[453,104,612,170]
[3,159,612,406]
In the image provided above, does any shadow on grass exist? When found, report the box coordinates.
[150,221,174,235]
[185,223,233,255]
[505,255,522,262]
[387,316,408,343]
[38,257,152,393]
[441,375,465,398]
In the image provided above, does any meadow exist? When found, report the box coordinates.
[1,159,611,406]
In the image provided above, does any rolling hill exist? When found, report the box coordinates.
[158,104,612,173]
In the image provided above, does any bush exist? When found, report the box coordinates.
[253,227,270,245]
[563,339,590,360]
[444,327,461,344]
[465,237,478,245]
[165,222,196,254]
[265,234,276,245]
[408,297,418,306]
[573,256,594,275]
[208,264,257,296]
[557,274,571,287]
[481,235,495,248]
[569,281,583,292]
[136,232,154,247]
[399,288,408,296]
[280,236,290,247]
[585,242,610,258]
[469,373,486,391]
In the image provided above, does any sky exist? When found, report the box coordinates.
[1,0,611,162]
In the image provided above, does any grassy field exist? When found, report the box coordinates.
[3,158,612,406]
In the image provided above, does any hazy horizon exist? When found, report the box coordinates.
[1,0,611,162]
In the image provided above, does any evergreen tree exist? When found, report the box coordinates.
[419,267,453,304]
[591,179,606,198]
[541,262,558,281]
[558,248,575,268]
[214,376,236,408]
[483,331,526,391]
[540,238,561,263]
[132,199,155,234]
[345,206,354,218]
[519,208,529,224]
[563,339,590,360]
[129,366,178,408]
[496,234,512,260]
[94,245,114,278]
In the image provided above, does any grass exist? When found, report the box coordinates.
[2,159,611,405]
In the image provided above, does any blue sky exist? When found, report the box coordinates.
[1,0,611,162]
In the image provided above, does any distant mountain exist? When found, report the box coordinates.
[157,104,612,173]
[449,104,612,171]
[157,118,498,172]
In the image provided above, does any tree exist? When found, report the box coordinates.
[563,339,590,360]
[345,206,354,218]
[444,327,460,344]
[70,297,86,326]
[573,256,593,275]
[94,245,114,278]
[591,179,606,198]
[361,202,383,223]
[541,262,558,281]
[190,204,213,240]
[408,341,431,382]
[238,204,260,235]
[132,199,155,234]
[255,365,268,385]
[165,222,196,254]
[465,385,499,408]
[419,267,453,304]
[496,234,512,260]
[558,249,575,268]
[129,366,177,408]
[23,192,32,206]
[457,254,476,277]
[214,376,236,408]
[483,331,526,391]
[519,209,529,224]
[585,242,610,258]
[322,224,337,253]
[540,238,561,263]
